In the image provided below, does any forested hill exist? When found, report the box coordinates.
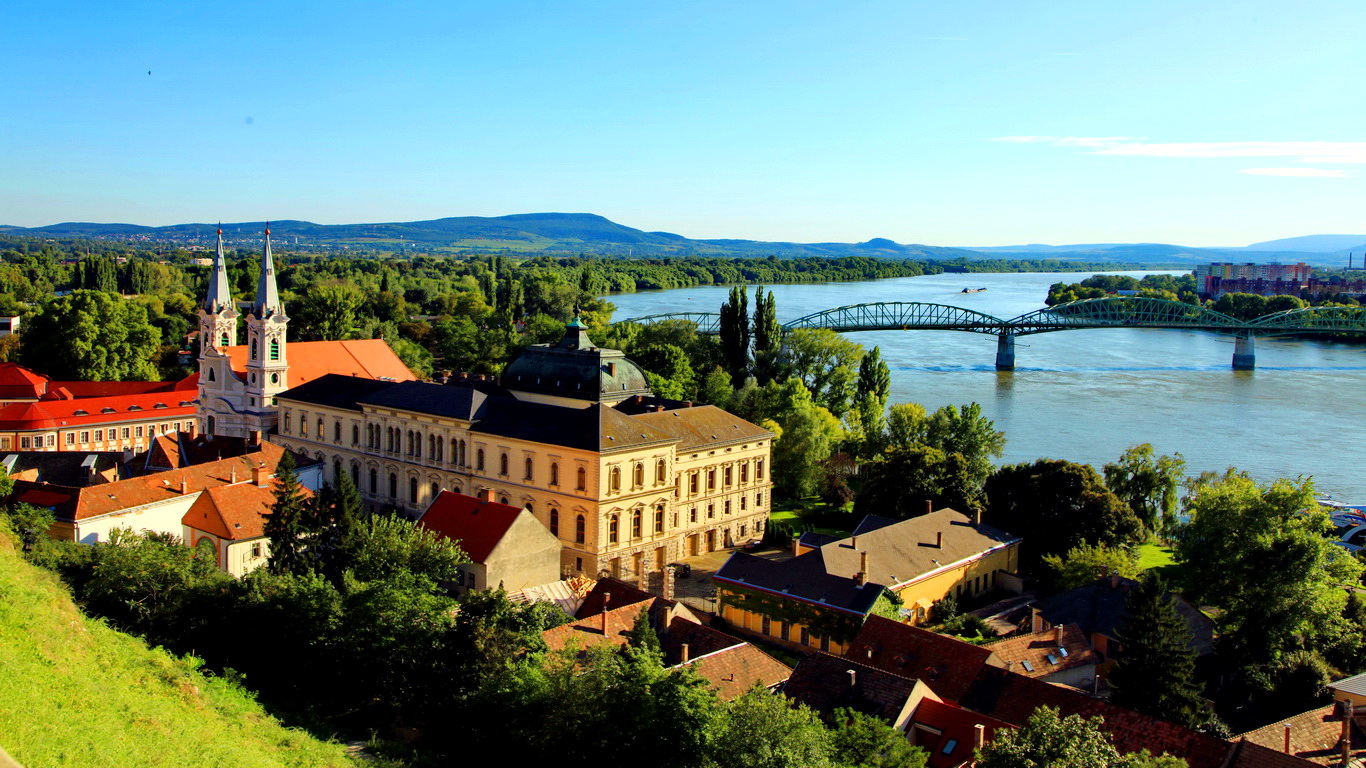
[0,213,981,259]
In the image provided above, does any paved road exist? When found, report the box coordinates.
[669,544,794,615]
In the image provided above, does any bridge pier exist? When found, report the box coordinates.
[995,333,1016,371]
[1232,333,1255,370]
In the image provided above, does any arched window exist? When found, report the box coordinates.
[500,496,509,505]
[316,418,323,439]
[608,515,619,544]
[633,463,644,488]
[333,458,342,480]
[450,438,459,465]
[351,463,360,484]
[269,338,280,361]
[389,473,398,498]
[575,514,585,544]
[352,424,359,446]
[550,509,560,537]
[409,477,418,503]
[414,433,422,459]
[430,481,439,500]
[654,506,664,534]
[284,412,291,433]
[219,332,229,347]
[476,449,485,471]
[610,466,621,492]
[250,339,258,360]
[370,468,378,492]
[333,421,342,442]
[656,459,666,484]
[631,510,641,538]
[207,367,216,382]
[550,462,559,486]
[499,453,509,476]
[428,435,437,461]
[524,457,533,481]
[207,415,216,434]
[577,467,587,491]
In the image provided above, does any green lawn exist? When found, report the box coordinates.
[0,533,378,768]
[1135,542,1187,587]
[771,498,855,539]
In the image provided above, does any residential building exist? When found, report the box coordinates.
[195,226,414,438]
[982,624,1098,688]
[713,509,1020,654]
[1195,262,1314,298]
[180,474,293,576]
[271,321,773,581]
[782,652,936,731]
[0,362,198,453]
[416,489,561,595]
[1235,675,1366,766]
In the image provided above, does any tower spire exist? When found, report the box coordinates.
[203,223,233,312]
[254,222,282,318]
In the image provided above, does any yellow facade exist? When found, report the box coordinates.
[889,542,1019,624]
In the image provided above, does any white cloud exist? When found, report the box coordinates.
[1241,167,1347,178]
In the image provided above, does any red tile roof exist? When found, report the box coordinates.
[845,615,1001,702]
[416,490,525,563]
[684,642,792,701]
[183,480,301,541]
[0,363,51,400]
[784,652,920,722]
[1237,704,1366,766]
[1224,739,1326,768]
[912,698,1013,768]
[575,577,655,619]
[224,339,415,386]
[0,390,196,430]
[984,624,1098,678]
[11,443,288,522]
[542,600,654,653]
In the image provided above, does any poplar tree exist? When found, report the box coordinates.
[752,286,782,383]
[264,451,310,575]
[718,285,751,386]
[1109,574,1209,728]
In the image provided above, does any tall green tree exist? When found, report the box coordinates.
[855,346,891,409]
[294,281,363,341]
[1109,575,1209,728]
[921,403,1005,489]
[264,451,311,576]
[854,445,984,518]
[829,707,928,768]
[20,290,161,380]
[782,327,863,417]
[984,459,1144,574]
[769,379,844,498]
[752,286,783,384]
[1176,474,1362,676]
[1104,444,1186,535]
[719,285,751,386]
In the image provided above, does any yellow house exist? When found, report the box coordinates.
[713,508,1021,654]
[271,320,773,582]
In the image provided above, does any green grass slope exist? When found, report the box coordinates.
[0,533,364,768]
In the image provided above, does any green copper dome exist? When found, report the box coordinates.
[503,320,651,404]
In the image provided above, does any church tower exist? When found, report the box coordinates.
[243,225,289,432]
[197,227,240,436]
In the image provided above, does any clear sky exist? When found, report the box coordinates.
[3,0,1364,246]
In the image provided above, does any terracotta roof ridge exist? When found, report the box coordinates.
[675,641,749,665]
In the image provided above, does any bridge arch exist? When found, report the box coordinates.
[1006,297,1244,336]
[613,312,722,335]
[1248,305,1366,335]
[782,302,1007,335]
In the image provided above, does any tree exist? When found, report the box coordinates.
[984,459,1144,574]
[976,706,1187,768]
[308,469,364,578]
[20,290,161,380]
[770,379,844,498]
[921,403,1005,489]
[829,707,928,768]
[855,346,891,410]
[711,686,836,768]
[633,344,696,397]
[854,445,983,518]
[719,285,751,386]
[697,366,734,406]
[782,328,863,417]
[1176,474,1362,676]
[294,281,362,340]
[264,451,311,575]
[885,402,927,450]
[752,286,782,384]
[1104,444,1186,535]
[1109,575,1208,728]
[1042,542,1140,591]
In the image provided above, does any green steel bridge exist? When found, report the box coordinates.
[615,297,1366,370]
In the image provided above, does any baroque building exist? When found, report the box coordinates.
[196,226,414,437]
[271,320,774,582]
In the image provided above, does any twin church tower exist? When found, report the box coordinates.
[196,227,291,437]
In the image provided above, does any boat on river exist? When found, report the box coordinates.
[961,287,988,293]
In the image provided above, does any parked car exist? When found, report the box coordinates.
[741,539,765,552]
[668,562,692,578]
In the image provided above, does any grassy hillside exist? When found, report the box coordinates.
[0,533,369,768]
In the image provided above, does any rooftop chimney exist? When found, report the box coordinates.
[1030,608,1043,634]
[974,724,986,750]
[1054,624,1064,644]
[229,464,237,483]
[1342,701,1353,765]
[680,642,690,663]
[1110,570,1120,589]
[248,429,262,448]
[480,487,495,503]
[188,421,199,439]
[856,551,869,586]
[925,499,934,516]
[600,592,611,635]
[179,478,189,495]
[973,508,982,526]
[847,669,857,688]
[252,462,269,488]
[1284,723,1291,754]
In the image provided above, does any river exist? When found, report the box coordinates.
[605,271,1366,500]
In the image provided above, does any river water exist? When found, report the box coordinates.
[605,271,1366,500]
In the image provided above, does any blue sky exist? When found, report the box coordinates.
[3,0,1364,246]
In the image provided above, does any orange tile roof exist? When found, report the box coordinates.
[575,577,656,619]
[684,642,791,701]
[846,615,1001,702]
[543,600,654,653]
[1237,704,1366,766]
[0,389,197,430]
[12,443,288,522]
[224,339,415,386]
[912,698,1013,768]
[416,490,525,563]
[984,624,1098,678]
[182,480,303,541]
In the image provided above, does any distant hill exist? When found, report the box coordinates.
[0,531,366,768]
[1242,234,1366,253]
[2,213,1358,266]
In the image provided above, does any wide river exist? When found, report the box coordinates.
[605,271,1366,500]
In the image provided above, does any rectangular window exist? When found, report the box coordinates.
[689,508,697,523]
[80,431,89,443]
[707,504,714,519]
[65,433,75,446]
[689,473,698,494]
[94,429,103,441]
[46,435,54,447]
[707,470,716,491]
[740,496,747,511]
[779,622,789,641]
[724,466,733,486]
[122,428,130,439]
[761,617,771,636]
[135,426,144,437]
[757,459,765,480]
[20,437,30,449]
[724,500,731,515]
[800,627,810,646]
[250,542,262,558]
